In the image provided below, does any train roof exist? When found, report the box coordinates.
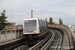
[24,18,39,20]
[24,18,47,22]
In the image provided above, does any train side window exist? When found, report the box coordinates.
[46,22,48,29]
[45,21,46,26]
[44,21,45,25]
[42,21,44,26]
[43,21,44,26]
[44,21,45,27]
[46,22,47,29]
[45,21,46,29]
[42,20,43,27]
[38,19,41,27]
[43,20,44,27]
[40,20,41,27]
[43,20,45,30]
[41,20,42,27]
[44,21,45,29]
[43,21,44,28]
[42,20,43,30]
[41,20,43,27]
[42,20,43,26]
[38,19,41,32]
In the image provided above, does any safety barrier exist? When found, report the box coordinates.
[0,29,23,46]
[48,24,74,49]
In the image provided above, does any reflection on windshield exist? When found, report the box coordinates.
[24,20,36,33]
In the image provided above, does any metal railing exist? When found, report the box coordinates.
[29,30,51,50]
[40,30,55,50]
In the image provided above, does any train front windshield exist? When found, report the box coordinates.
[24,20,36,33]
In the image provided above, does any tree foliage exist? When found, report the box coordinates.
[0,10,9,30]
[59,18,63,25]
[45,18,47,21]
[49,17,53,24]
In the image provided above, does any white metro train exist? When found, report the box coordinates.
[23,18,49,45]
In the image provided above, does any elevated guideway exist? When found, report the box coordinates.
[0,24,74,50]
[14,28,64,50]
[48,24,74,50]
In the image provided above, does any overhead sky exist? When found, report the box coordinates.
[0,0,75,25]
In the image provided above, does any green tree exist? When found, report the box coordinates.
[0,10,9,30]
[45,18,47,21]
[59,18,63,25]
[49,17,53,24]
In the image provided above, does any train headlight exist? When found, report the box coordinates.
[35,31,36,32]
[34,30,36,32]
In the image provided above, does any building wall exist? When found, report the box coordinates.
[5,23,15,30]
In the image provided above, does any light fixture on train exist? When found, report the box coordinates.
[34,30,36,32]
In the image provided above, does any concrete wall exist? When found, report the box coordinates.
[48,24,75,47]
[0,29,23,46]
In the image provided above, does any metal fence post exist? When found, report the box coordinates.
[15,30,17,39]
[6,31,7,42]
[21,30,23,37]
[11,30,12,41]
[15,30,16,39]
[18,30,19,38]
